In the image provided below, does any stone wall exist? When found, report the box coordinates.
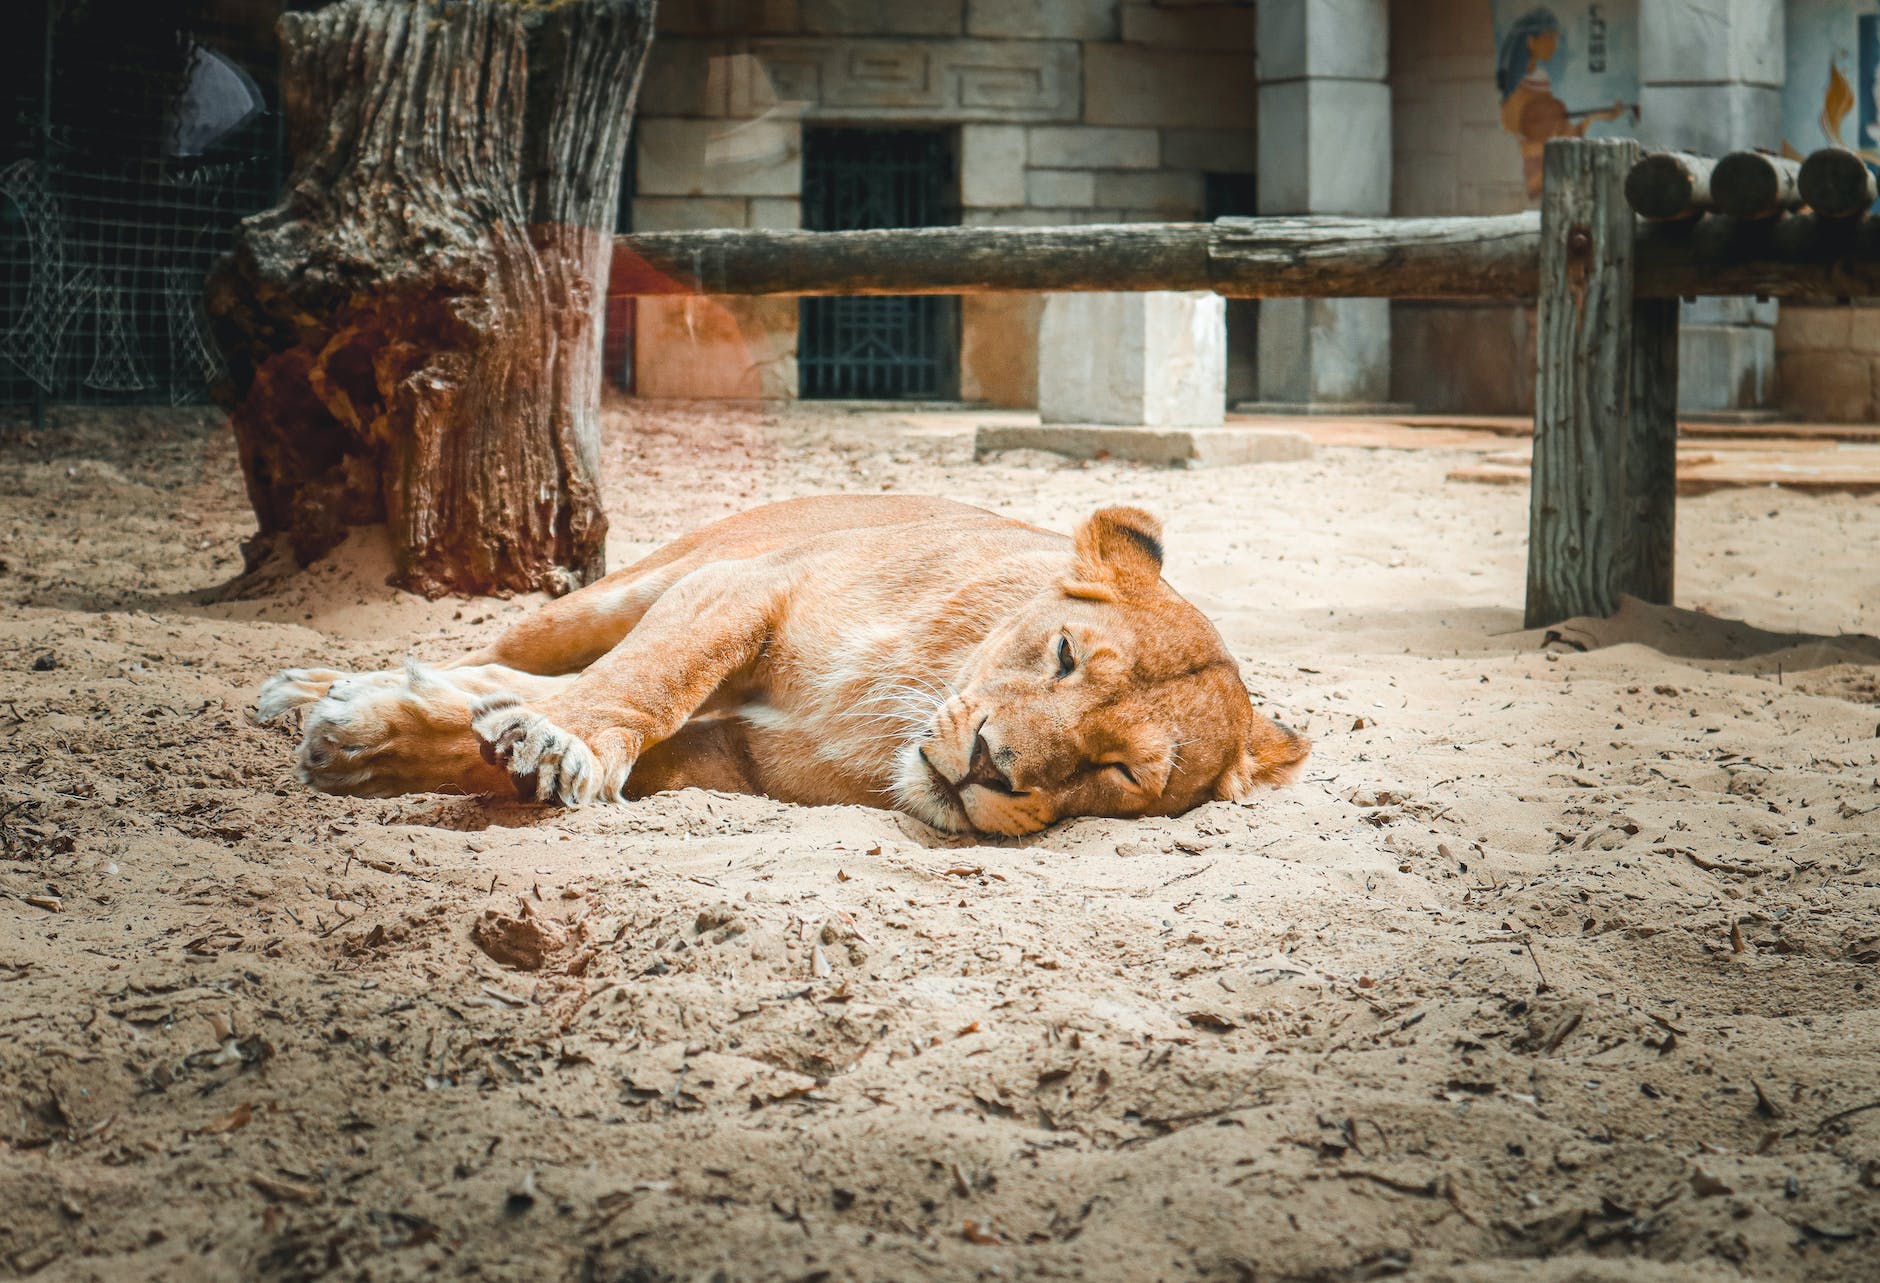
[1775,307,1880,423]
[630,0,1257,402]
[1387,0,1535,414]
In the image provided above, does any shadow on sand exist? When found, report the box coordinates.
[1539,594,1880,686]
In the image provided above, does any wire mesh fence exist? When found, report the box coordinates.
[2,0,291,420]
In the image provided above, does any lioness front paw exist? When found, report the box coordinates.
[471,696,630,806]
[284,664,502,798]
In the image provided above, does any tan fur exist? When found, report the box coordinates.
[257,496,1307,835]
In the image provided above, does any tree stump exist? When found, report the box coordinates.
[208,0,652,598]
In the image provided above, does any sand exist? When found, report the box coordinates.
[2,398,1879,1282]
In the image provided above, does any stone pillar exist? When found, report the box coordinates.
[1037,291,1226,427]
[1639,0,1783,419]
[1246,0,1400,414]
[989,288,1310,466]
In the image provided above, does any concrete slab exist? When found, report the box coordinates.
[974,423,1314,468]
[1448,443,1880,496]
[1234,400,1415,417]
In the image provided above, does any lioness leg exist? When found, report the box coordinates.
[625,719,762,800]
[448,566,691,676]
[473,560,785,805]
[294,663,575,798]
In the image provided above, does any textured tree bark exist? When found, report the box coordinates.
[209,0,652,598]
[1526,138,1679,630]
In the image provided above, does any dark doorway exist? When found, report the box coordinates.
[799,128,958,400]
[1205,171,1259,407]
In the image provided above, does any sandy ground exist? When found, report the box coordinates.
[3,399,1880,1283]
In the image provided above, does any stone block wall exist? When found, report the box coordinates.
[629,0,1257,402]
[1387,0,1534,414]
[1775,307,1880,423]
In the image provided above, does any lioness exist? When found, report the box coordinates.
[258,496,1306,835]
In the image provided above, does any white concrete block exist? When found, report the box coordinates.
[1083,45,1258,129]
[1258,298,1390,403]
[1678,324,1776,412]
[636,117,802,197]
[1257,79,1391,214]
[966,0,1118,40]
[1257,0,1387,82]
[1027,125,1160,170]
[1640,0,1783,88]
[1142,293,1228,424]
[1636,84,1781,155]
[960,125,1028,207]
[1026,168,1096,207]
[1038,292,1225,427]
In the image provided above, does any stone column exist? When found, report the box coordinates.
[987,289,1312,466]
[1246,0,1400,414]
[1639,0,1784,419]
[1037,291,1226,428]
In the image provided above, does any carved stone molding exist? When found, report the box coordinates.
[731,38,1081,122]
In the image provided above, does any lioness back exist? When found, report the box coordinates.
[672,497,1308,835]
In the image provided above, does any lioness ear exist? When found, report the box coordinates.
[1215,718,1310,801]
[1070,506,1164,597]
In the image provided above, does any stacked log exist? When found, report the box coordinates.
[1625,147,1873,223]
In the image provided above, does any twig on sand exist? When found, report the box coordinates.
[1816,1100,1880,1132]
[1337,1168,1441,1198]
[1683,849,1766,877]
[1161,861,1216,888]
[1521,934,1550,992]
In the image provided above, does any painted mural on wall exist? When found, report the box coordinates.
[1784,0,1880,210]
[1491,2,1640,198]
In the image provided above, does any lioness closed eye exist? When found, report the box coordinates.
[257,496,1307,836]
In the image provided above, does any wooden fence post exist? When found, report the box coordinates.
[1525,138,1679,629]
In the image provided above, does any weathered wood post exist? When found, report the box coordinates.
[209,0,653,599]
[1525,137,1679,628]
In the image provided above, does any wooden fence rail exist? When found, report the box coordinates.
[613,213,1880,303]
[608,139,1880,628]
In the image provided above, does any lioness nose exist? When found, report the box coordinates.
[962,733,1014,793]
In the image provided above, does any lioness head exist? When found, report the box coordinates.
[897,506,1308,835]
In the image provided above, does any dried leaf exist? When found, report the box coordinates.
[1184,1011,1238,1031]
[250,1173,317,1203]
[197,1102,253,1136]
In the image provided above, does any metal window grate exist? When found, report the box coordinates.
[1,0,289,418]
[799,128,958,401]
